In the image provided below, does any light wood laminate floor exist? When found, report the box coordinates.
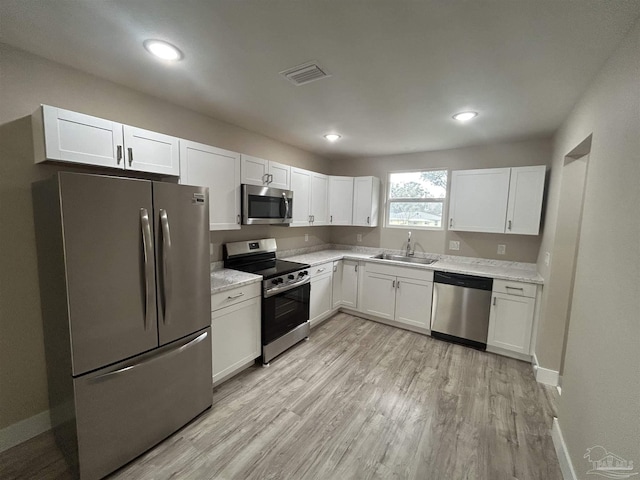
[1,313,561,480]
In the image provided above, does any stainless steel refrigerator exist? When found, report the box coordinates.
[32,172,212,480]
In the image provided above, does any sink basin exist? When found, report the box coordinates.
[373,253,437,265]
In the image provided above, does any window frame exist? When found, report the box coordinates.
[385,168,449,231]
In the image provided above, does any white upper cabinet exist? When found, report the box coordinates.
[505,166,546,235]
[449,168,511,233]
[123,125,179,176]
[310,172,329,225]
[33,105,180,176]
[34,105,124,168]
[329,176,354,225]
[241,154,290,190]
[290,167,312,226]
[353,176,381,227]
[290,168,329,226]
[179,140,241,231]
[449,166,545,235]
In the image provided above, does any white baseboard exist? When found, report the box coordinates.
[551,417,577,480]
[0,409,52,453]
[532,353,560,387]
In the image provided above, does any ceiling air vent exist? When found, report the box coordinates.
[280,62,331,86]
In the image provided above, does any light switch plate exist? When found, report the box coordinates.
[449,240,460,251]
[357,233,363,242]
[304,234,309,242]
[497,244,506,255]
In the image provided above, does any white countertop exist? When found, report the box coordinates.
[210,269,262,294]
[284,249,543,284]
[210,248,543,294]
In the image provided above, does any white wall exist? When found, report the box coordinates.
[536,19,639,475]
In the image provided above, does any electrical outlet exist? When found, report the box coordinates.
[545,252,551,266]
[497,244,506,255]
[449,240,460,251]
[304,234,309,242]
[357,233,363,242]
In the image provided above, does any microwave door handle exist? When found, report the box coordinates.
[282,192,290,221]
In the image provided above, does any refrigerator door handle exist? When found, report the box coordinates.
[92,331,209,381]
[160,209,173,325]
[140,208,154,330]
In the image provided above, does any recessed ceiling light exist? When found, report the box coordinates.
[324,133,341,142]
[143,39,183,61]
[452,111,478,122]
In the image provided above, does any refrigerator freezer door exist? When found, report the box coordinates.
[153,182,211,345]
[74,328,212,480]
[59,173,158,376]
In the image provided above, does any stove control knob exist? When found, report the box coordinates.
[271,279,279,285]
[276,278,284,284]
[287,274,295,280]
[298,271,307,277]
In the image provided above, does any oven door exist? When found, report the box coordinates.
[262,283,310,345]
[242,184,293,225]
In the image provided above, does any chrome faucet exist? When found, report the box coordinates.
[406,231,414,256]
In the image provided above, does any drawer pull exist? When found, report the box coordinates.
[316,268,326,273]
[505,286,524,291]
[227,292,245,299]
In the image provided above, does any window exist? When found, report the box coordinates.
[387,170,448,229]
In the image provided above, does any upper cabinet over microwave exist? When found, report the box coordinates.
[241,154,291,190]
[448,165,546,235]
[32,105,180,176]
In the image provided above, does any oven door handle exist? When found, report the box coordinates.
[264,276,310,298]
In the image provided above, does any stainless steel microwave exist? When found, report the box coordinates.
[242,184,293,225]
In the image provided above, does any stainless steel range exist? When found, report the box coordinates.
[224,238,310,365]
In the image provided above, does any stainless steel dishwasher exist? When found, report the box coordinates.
[431,271,493,350]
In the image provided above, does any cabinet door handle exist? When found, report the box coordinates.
[392,280,395,288]
[449,218,453,228]
[227,292,245,299]
[397,281,400,289]
[116,145,123,164]
[237,214,241,224]
[333,265,337,272]
[268,174,274,183]
[493,296,496,306]
[127,147,133,166]
[330,215,333,223]
[311,215,315,222]
[262,173,269,184]
[355,264,358,272]
[508,220,512,231]
[367,216,370,224]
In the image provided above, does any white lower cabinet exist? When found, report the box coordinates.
[487,280,536,357]
[211,286,261,385]
[362,263,433,331]
[309,262,334,327]
[332,261,343,308]
[341,260,359,309]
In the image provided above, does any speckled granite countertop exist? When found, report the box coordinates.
[210,269,262,294]
[284,249,543,285]
[210,246,543,294]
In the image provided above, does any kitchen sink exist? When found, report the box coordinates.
[372,253,438,265]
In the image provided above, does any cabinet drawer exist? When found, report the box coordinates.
[211,282,261,312]
[310,261,334,279]
[493,279,537,298]
[365,261,434,282]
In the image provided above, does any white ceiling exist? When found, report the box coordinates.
[1,1,639,159]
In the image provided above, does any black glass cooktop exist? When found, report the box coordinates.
[231,259,310,279]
